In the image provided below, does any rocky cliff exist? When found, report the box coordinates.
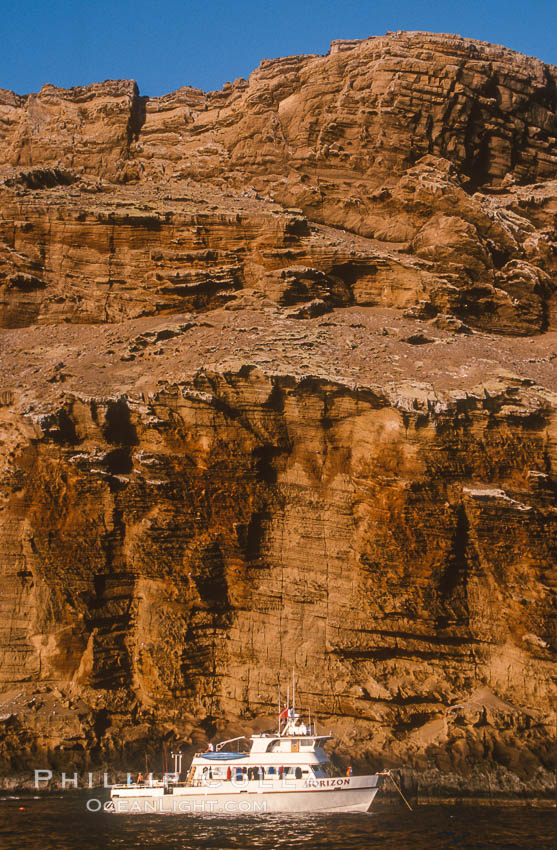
[0,32,555,800]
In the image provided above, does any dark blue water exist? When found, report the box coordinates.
[0,795,554,849]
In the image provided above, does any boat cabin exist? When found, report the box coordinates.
[185,715,334,786]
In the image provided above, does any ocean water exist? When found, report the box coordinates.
[0,794,553,849]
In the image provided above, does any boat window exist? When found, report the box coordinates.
[314,764,333,778]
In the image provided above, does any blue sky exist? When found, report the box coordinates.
[2,0,556,97]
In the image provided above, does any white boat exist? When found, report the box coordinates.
[110,709,382,814]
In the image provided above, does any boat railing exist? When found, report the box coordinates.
[215,736,249,752]
[111,781,165,789]
[112,779,194,789]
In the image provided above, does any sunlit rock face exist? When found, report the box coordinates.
[0,32,555,799]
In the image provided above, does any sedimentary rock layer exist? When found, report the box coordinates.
[2,33,556,194]
[1,171,556,335]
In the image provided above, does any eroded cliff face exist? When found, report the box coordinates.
[0,32,555,798]
[2,33,556,193]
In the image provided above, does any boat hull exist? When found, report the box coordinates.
[110,775,380,814]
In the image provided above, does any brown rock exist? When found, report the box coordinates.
[0,32,555,801]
